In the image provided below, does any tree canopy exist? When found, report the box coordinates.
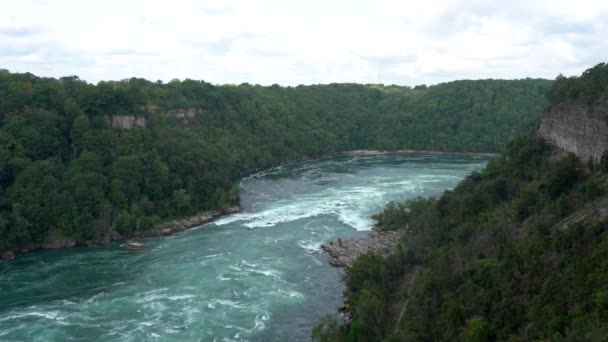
[314,135,608,341]
[313,64,608,341]
[549,62,608,107]
[0,69,551,252]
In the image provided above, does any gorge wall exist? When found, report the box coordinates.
[105,115,147,130]
[104,107,203,129]
[538,104,608,161]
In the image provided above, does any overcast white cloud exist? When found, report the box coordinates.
[0,0,607,85]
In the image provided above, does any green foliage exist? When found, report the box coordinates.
[460,316,490,342]
[0,70,551,251]
[345,253,390,293]
[549,63,608,107]
[312,315,344,342]
[353,288,386,340]
[601,151,608,174]
[373,197,432,231]
[172,189,192,215]
[512,190,537,221]
[555,195,570,218]
[578,177,604,202]
[322,134,608,341]
[541,154,580,199]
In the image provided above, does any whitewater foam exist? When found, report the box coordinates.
[214,185,385,231]
[297,239,323,253]
[253,313,270,332]
[0,153,489,341]
[0,310,66,322]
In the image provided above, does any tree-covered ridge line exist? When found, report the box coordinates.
[549,62,608,108]
[0,69,551,254]
[313,64,608,341]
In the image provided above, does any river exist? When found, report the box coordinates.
[0,153,487,341]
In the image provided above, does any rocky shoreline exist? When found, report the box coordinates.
[138,206,241,239]
[1,149,485,261]
[346,149,497,158]
[321,228,403,268]
[321,227,404,322]
[0,206,241,260]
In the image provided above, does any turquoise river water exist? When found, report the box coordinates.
[0,153,487,341]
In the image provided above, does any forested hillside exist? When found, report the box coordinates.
[0,69,551,253]
[313,64,608,341]
[549,62,608,107]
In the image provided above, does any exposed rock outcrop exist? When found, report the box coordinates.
[143,206,240,237]
[163,107,201,119]
[538,104,608,161]
[105,115,147,130]
[321,229,403,267]
[103,108,203,130]
[559,195,608,230]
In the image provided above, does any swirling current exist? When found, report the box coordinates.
[0,153,487,341]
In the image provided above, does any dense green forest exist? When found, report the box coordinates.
[313,65,608,341]
[0,69,551,253]
[549,62,608,107]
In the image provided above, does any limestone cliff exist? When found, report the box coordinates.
[105,115,147,130]
[104,108,203,130]
[538,103,608,161]
[163,107,201,119]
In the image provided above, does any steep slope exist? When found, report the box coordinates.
[539,103,608,162]
[538,62,608,162]
[314,63,608,341]
[315,139,608,342]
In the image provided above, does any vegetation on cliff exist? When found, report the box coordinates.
[0,69,550,253]
[313,65,608,341]
[549,62,608,107]
[314,135,608,341]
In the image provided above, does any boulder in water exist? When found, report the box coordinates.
[121,242,152,251]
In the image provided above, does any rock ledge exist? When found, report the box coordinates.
[321,229,402,268]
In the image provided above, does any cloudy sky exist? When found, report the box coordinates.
[1,0,607,86]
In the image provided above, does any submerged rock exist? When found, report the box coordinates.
[121,242,152,251]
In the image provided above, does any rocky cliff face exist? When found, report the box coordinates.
[105,115,147,130]
[163,107,201,119]
[104,108,203,130]
[538,104,608,161]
